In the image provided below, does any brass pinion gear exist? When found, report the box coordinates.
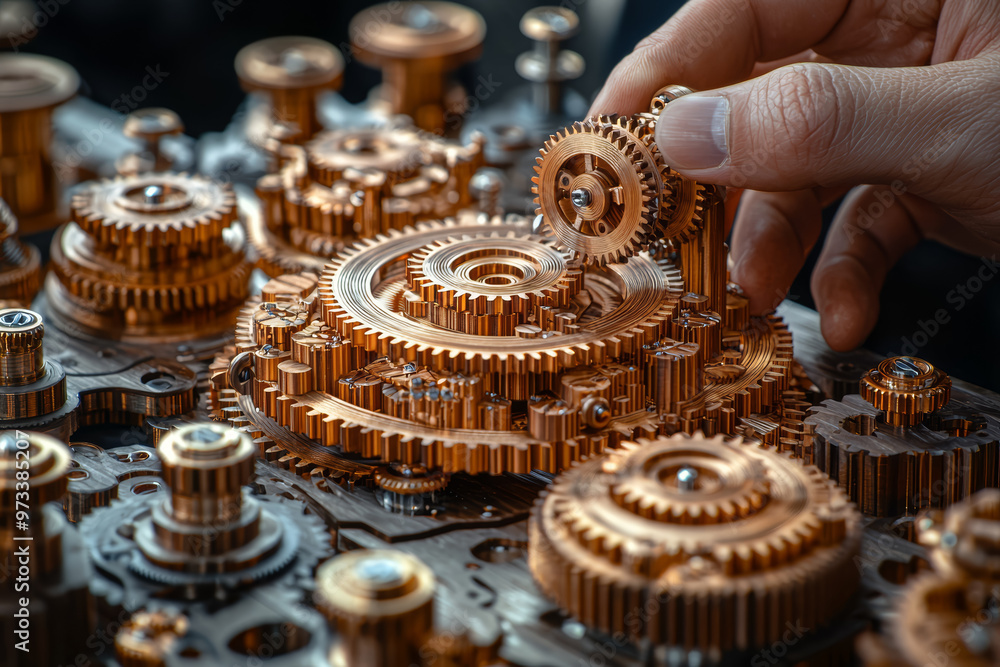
[860,356,951,427]
[70,172,238,251]
[533,116,657,265]
[528,432,862,653]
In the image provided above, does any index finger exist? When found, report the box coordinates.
[588,0,850,116]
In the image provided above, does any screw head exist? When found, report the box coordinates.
[143,184,165,204]
[677,467,698,492]
[890,357,923,378]
[0,310,37,328]
[570,188,591,208]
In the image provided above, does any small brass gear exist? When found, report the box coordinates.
[860,356,952,427]
[70,172,237,251]
[307,126,426,186]
[533,116,657,265]
[529,432,862,652]
[405,230,583,318]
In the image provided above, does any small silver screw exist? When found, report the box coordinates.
[144,185,165,204]
[570,189,591,208]
[891,357,922,378]
[0,310,35,328]
[677,467,698,492]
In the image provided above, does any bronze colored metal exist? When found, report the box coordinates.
[0,430,93,667]
[117,108,185,174]
[47,171,252,343]
[918,488,1000,581]
[236,36,344,145]
[0,53,79,234]
[217,89,799,529]
[350,2,485,132]
[807,360,996,517]
[249,124,484,277]
[158,422,255,525]
[0,199,41,305]
[0,308,67,421]
[528,432,862,653]
[115,610,189,667]
[860,356,951,427]
[877,574,1000,667]
[316,549,436,667]
[862,491,1000,666]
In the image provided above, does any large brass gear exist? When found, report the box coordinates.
[317,213,682,392]
[528,432,862,653]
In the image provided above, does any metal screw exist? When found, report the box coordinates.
[891,357,922,378]
[570,188,590,208]
[677,467,698,492]
[0,310,35,328]
[355,557,406,586]
[144,184,165,205]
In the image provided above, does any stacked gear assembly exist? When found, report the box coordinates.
[527,431,862,655]
[211,91,801,511]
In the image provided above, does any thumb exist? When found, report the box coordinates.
[652,61,973,192]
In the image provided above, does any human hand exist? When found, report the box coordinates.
[590,0,1000,351]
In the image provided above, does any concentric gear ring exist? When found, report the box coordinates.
[533,116,657,265]
[307,126,426,186]
[318,213,684,386]
[405,231,582,317]
[529,432,862,653]
[70,172,237,250]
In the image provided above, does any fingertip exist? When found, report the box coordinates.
[731,258,786,315]
[812,261,879,352]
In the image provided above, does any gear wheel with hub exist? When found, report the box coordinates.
[528,431,862,653]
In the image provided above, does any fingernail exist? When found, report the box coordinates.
[655,95,729,170]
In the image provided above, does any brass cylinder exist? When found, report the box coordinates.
[0,307,45,385]
[646,340,702,415]
[0,54,79,233]
[157,423,255,526]
[235,36,345,144]
[316,550,435,667]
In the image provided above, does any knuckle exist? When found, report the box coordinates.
[758,63,846,168]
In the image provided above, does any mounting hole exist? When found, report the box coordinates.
[178,647,201,659]
[131,482,162,495]
[471,538,526,563]
[128,451,150,462]
[141,371,175,391]
[227,623,312,658]
[68,469,89,480]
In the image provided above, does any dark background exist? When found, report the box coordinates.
[15,0,1000,390]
